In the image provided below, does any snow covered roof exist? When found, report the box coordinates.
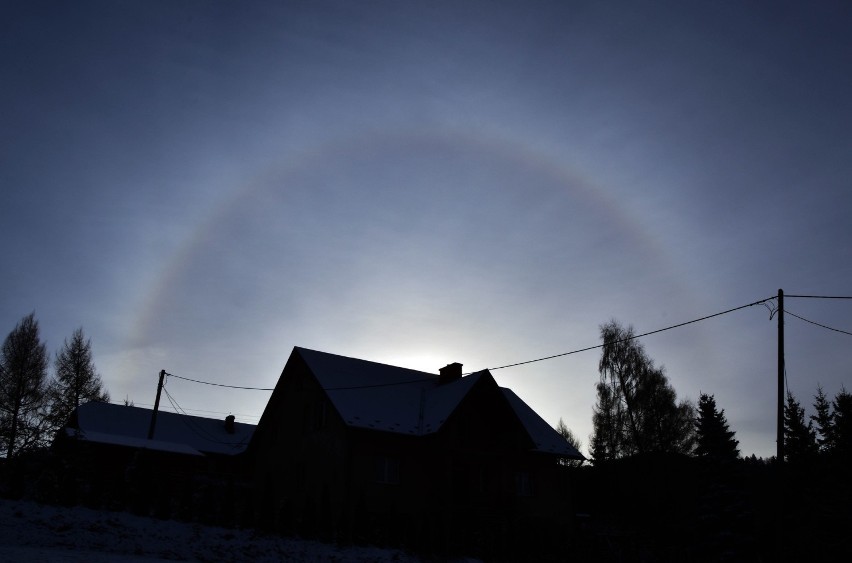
[502,389,583,458]
[64,428,204,456]
[70,402,255,456]
[298,347,461,435]
[295,347,582,458]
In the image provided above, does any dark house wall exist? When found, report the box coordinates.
[51,432,253,524]
[250,352,574,557]
[426,374,573,555]
[249,351,350,536]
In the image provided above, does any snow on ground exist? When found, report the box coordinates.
[0,497,434,562]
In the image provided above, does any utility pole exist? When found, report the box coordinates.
[147,369,166,440]
[776,289,785,563]
[777,289,784,464]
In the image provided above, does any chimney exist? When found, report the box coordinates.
[225,414,236,434]
[438,362,463,385]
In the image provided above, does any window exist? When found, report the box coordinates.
[476,466,490,494]
[374,456,400,484]
[515,471,534,497]
[313,399,327,430]
[303,398,328,432]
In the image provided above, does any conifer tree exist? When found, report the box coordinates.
[784,391,817,464]
[0,313,50,458]
[811,385,834,454]
[694,393,739,461]
[48,327,109,431]
[831,387,852,461]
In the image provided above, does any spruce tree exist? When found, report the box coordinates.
[784,391,817,464]
[811,385,834,454]
[694,393,739,461]
[832,387,852,461]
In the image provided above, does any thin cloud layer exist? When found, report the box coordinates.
[2,1,850,457]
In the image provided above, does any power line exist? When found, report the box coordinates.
[162,296,777,389]
[786,294,852,299]
[108,399,260,420]
[166,369,437,393]
[161,386,252,447]
[160,291,848,393]
[164,372,432,393]
[786,309,852,337]
[166,372,274,391]
[487,296,776,371]
[162,386,220,442]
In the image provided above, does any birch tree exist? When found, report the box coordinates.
[590,320,695,461]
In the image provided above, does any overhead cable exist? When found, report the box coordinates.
[486,296,776,372]
[786,310,852,337]
[786,294,852,299]
[166,369,436,392]
[162,386,251,447]
[168,293,850,389]
[107,399,262,421]
[163,296,777,387]
[166,372,274,391]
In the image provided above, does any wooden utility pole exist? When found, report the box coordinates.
[777,289,784,463]
[147,369,166,440]
[776,289,785,563]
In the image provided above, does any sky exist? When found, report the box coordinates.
[2,0,850,459]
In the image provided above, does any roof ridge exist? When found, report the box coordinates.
[297,347,440,379]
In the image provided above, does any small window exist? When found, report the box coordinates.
[515,471,534,497]
[476,467,489,494]
[313,399,327,430]
[374,456,400,484]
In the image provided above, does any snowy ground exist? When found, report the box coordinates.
[0,498,440,562]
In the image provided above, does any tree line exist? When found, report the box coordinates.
[585,320,738,463]
[570,319,852,560]
[0,313,109,459]
[579,319,848,464]
[784,383,852,464]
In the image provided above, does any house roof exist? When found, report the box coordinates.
[501,388,581,456]
[295,347,583,458]
[68,401,255,456]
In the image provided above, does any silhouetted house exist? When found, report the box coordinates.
[56,402,255,519]
[248,347,583,554]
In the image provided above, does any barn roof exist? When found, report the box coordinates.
[295,347,583,458]
[68,401,255,456]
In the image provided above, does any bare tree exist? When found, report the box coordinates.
[48,327,110,432]
[590,320,695,461]
[0,313,50,458]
